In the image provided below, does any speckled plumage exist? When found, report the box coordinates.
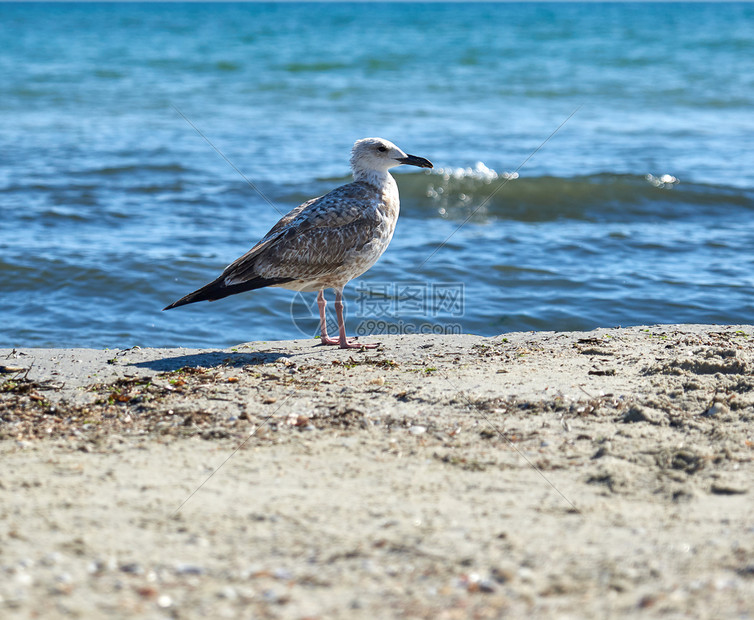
[164,138,432,349]
[223,178,399,292]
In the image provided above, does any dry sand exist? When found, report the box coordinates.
[1,324,753,618]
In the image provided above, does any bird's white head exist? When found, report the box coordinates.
[350,137,432,186]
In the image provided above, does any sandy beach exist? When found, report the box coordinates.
[1,324,753,618]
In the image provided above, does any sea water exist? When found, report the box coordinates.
[1,2,753,348]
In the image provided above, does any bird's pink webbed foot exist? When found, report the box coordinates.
[318,334,377,349]
[316,289,380,349]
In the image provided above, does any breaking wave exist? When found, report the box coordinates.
[396,167,754,222]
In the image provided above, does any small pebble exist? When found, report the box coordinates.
[136,586,157,599]
[174,563,205,575]
[120,562,143,575]
[218,586,237,600]
[186,535,210,546]
[704,402,728,417]
[711,482,747,495]
[518,567,534,582]
[41,552,62,567]
[273,568,293,580]
[491,566,514,583]
[15,571,33,586]
[409,425,426,435]
[157,594,173,608]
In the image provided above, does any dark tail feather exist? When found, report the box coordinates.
[163,275,294,310]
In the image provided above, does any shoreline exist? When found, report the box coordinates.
[2,325,753,617]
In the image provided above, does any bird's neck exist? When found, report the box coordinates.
[354,168,396,193]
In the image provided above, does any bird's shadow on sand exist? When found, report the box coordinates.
[131,350,291,373]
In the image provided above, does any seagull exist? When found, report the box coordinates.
[163,137,433,349]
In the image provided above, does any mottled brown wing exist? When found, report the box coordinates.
[220,182,382,285]
[265,196,319,237]
[252,214,381,281]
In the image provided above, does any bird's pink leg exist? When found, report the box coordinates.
[317,290,340,346]
[334,288,378,349]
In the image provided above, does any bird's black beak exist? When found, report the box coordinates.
[396,154,433,169]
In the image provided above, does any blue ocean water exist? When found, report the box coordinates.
[1,2,753,348]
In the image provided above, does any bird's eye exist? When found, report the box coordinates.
[377,146,388,153]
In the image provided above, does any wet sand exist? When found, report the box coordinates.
[1,325,753,618]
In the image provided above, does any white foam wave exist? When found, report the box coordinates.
[646,173,680,189]
[425,162,518,215]
[431,161,518,184]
